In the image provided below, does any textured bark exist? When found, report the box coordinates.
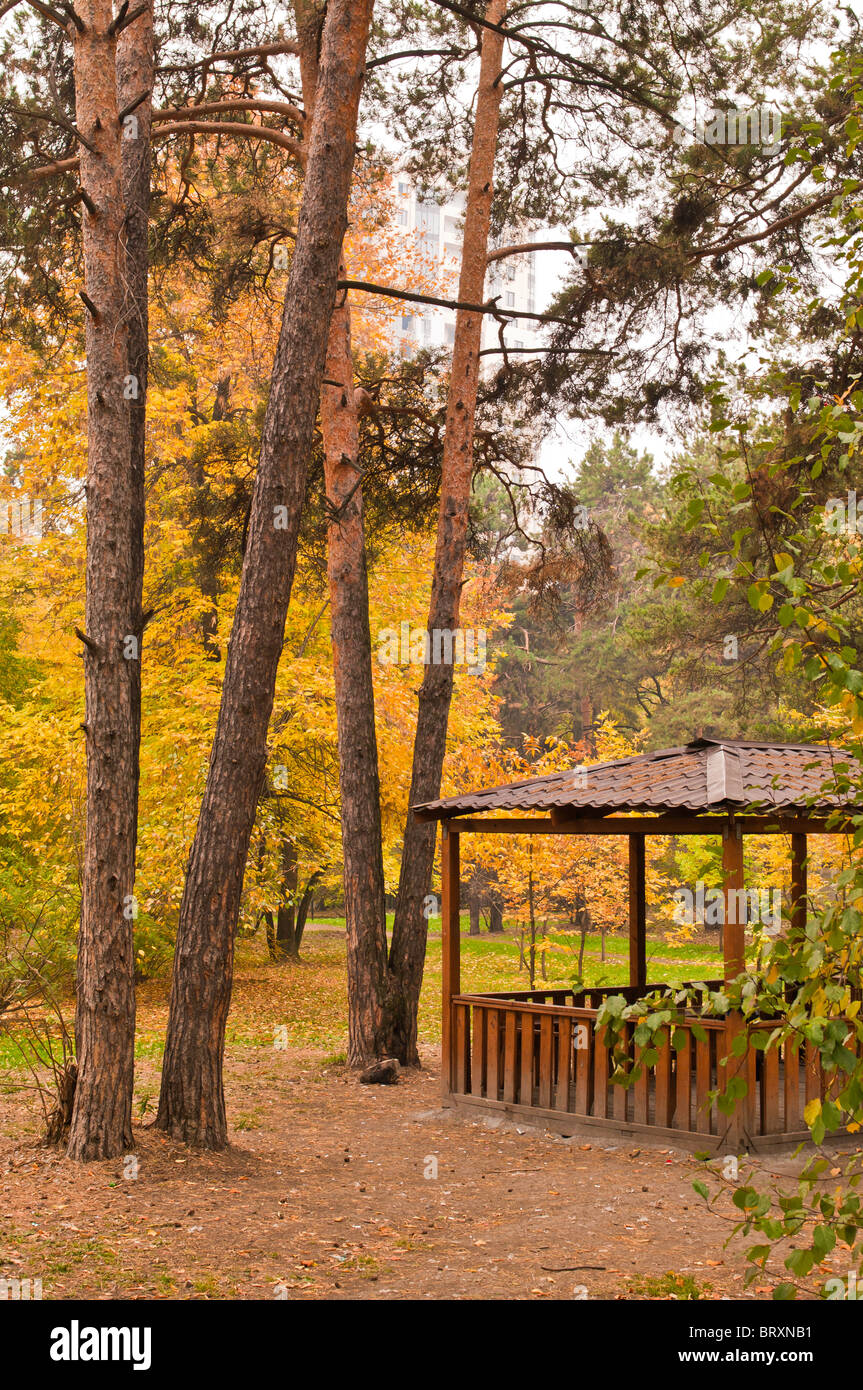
[321,268,389,1066]
[116,0,153,758]
[295,0,389,1066]
[385,0,506,1065]
[294,0,325,123]
[156,0,374,1148]
[192,373,233,660]
[67,0,142,1161]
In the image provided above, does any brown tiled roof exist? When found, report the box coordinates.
[414,739,863,820]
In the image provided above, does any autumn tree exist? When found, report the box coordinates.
[156,0,375,1147]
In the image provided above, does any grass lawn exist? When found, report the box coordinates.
[0,920,723,1071]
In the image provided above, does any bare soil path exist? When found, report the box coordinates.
[0,1042,840,1301]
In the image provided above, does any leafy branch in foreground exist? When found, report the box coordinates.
[612,56,863,1297]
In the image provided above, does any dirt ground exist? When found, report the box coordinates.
[0,1038,850,1301]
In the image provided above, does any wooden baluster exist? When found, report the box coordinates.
[486,1009,501,1100]
[783,1037,800,1131]
[503,1010,518,1103]
[593,1021,609,1118]
[520,1011,535,1105]
[744,1036,758,1135]
[695,1032,713,1134]
[673,1027,692,1131]
[633,1041,649,1125]
[655,1028,673,1128]
[613,1023,628,1121]
[574,1018,593,1115]
[556,1016,573,1112]
[761,1039,781,1134]
[454,1003,470,1095]
[470,1005,487,1098]
[538,1014,554,1109]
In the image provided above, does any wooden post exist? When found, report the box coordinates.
[791,832,807,934]
[628,834,647,990]
[441,821,460,1099]
[722,821,745,982]
[722,819,748,1149]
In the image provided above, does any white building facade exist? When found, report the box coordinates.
[393,178,541,358]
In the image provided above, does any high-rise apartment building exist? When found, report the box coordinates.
[393,177,540,358]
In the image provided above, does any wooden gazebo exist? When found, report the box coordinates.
[414,738,862,1153]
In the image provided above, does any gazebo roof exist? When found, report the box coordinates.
[414,738,863,821]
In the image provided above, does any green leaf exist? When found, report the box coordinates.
[813,1224,836,1257]
[733,1186,760,1211]
[786,1247,816,1277]
[778,604,795,627]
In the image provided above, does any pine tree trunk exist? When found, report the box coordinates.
[321,267,389,1066]
[67,0,149,1161]
[385,0,506,1065]
[297,2,389,1067]
[156,0,374,1148]
[116,0,153,772]
[192,372,233,660]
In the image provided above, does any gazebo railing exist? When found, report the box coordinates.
[479,981,725,1008]
[450,991,832,1143]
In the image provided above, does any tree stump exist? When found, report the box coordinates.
[359,1058,400,1085]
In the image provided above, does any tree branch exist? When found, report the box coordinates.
[691,186,856,261]
[118,88,151,123]
[11,104,98,154]
[429,0,522,42]
[479,345,610,356]
[64,184,96,215]
[24,0,70,30]
[338,278,579,329]
[152,120,304,161]
[78,289,99,319]
[108,2,147,37]
[487,239,587,265]
[156,39,300,75]
[23,154,79,178]
[153,98,305,130]
[366,46,463,70]
[58,0,83,30]
[74,626,105,656]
